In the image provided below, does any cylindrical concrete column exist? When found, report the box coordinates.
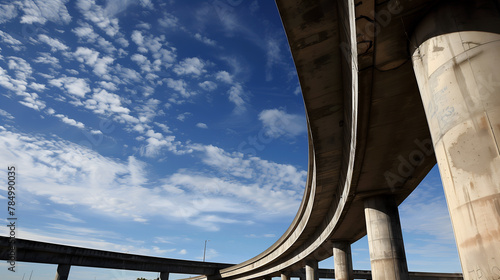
[333,242,353,280]
[160,272,169,280]
[364,195,409,280]
[281,273,290,280]
[411,2,500,280]
[305,260,319,280]
[55,264,71,280]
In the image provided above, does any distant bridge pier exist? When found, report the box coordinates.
[411,1,500,280]
[305,260,319,280]
[55,264,71,280]
[160,272,169,280]
[364,195,409,280]
[281,272,290,280]
[332,242,353,280]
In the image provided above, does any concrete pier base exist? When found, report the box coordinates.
[160,272,169,280]
[364,195,409,280]
[55,264,70,280]
[411,2,500,279]
[333,242,353,280]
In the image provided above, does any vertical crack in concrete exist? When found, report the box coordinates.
[486,112,500,156]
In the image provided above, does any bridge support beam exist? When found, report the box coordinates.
[281,273,290,280]
[333,242,353,280]
[411,2,500,280]
[364,195,409,280]
[160,272,169,280]
[55,264,71,280]
[305,260,319,280]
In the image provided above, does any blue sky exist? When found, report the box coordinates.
[0,0,460,279]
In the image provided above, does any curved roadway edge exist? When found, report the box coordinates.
[186,0,439,279]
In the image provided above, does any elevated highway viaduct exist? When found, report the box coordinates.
[185,0,500,280]
[1,1,498,280]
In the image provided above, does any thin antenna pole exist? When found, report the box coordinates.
[203,240,209,262]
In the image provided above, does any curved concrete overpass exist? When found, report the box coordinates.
[189,0,500,280]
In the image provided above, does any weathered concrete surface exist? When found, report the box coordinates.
[364,196,409,280]
[332,242,353,280]
[411,2,500,279]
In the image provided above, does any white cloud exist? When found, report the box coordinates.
[173,57,206,76]
[8,56,32,81]
[72,23,99,43]
[258,109,306,138]
[0,3,17,24]
[294,85,301,95]
[99,81,118,91]
[49,76,90,98]
[158,12,178,28]
[179,249,187,255]
[215,70,233,84]
[131,53,161,73]
[38,34,69,52]
[0,30,23,51]
[131,30,144,46]
[0,109,14,119]
[93,55,114,75]
[166,78,196,98]
[155,122,171,134]
[176,112,191,122]
[130,30,176,67]
[198,81,217,91]
[116,37,129,48]
[136,22,151,29]
[194,33,216,47]
[196,123,208,129]
[127,156,148,186]
[228,84,246,113]
[0,61,46,111]
[33,52,60,68]
[0,225,174,258]
[84,88,130,116]
[74,46,99,66]
[29,82,46,92]
[54,113,85,129]
[77,0,120,37]
[139,130,182,158]
[136,98,161,123]
[97,37,117,53]
[265,38,282,81]
[19,0,71,25]
[46,210,85,223]
[73,47,114,76]
[2,129,306,232]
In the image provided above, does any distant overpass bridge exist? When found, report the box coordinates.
[2,0,499,280]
